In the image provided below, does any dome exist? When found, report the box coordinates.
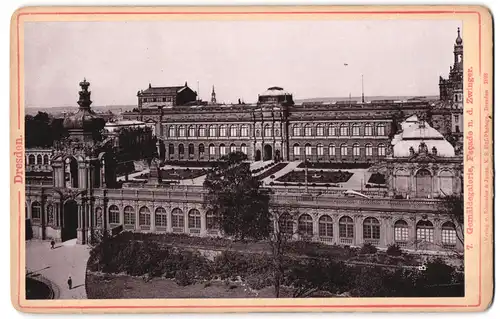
[261,87,290,96]
[391,119,455,158]
[63,78,104,131]
[63,109,102,130]
[401,121,443,140]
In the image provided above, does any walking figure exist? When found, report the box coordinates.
[50,240,55,249]
[67,276,72,290]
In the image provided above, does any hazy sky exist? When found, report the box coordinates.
[24,19,461,107]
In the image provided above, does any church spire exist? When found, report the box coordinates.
[211,85,217,104]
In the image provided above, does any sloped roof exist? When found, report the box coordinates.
[142,86,185,94]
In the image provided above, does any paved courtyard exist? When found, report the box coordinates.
[26,239,90,299]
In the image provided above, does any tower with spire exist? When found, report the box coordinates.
[211,85,217,104]
[439,27,463,108]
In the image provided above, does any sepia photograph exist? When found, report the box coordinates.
[22,17,467,301]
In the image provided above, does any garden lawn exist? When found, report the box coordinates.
[86,273,292,299]
[277,170,353,184]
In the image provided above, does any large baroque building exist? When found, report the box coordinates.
[25,30,464,252]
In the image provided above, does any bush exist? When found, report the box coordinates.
[175,270,194,286]
[359,243,378,255]
[386,244,403,257]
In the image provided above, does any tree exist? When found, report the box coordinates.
[25,112,68,148]
[438,194,464,246]
[203,151,270,241]
[267,205,297,298]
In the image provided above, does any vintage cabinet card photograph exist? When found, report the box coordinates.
[10,5,493,313]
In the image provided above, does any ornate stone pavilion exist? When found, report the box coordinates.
[386,115,463,199]
[26,79,117,244]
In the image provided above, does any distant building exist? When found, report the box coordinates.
[104,120,146,134]
[137,82,198,110]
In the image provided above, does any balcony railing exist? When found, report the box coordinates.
[340,238,353,245]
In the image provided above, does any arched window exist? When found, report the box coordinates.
[293,124,301,137]
[340,123,349,136]
[31,202,41,221]
[169,126,176,137]
[316,144,324,156]
[178,126,186,137]
[378,144,386,156]
[353,143,360,156]
[230,125,238,137]
[339,216,354,239]
[279,213,294,235]
[95,207,102,228]
[377,123,385,136]
[219,144,226,156]
[293,143,301,156]
[155,207,167,227]
[241,144,248,155]
[364,123,373,136]
[352,123,360,136]
[219,125,227,137]
[209,144,216,156]
[341,143,348,156]
[139,206,151,226]
[241,125,248,137]
[442,222,457,246]
[298,214,313,236]
[109,205,120,224]
[28,155,35,165]
[188,125,195,137]
[178,144,185,155]
[188,144,195,156]
[230,143,237,153]
[171,208,184,229]
[209,125,217,137]
[43,155,49,165]
[304,124,312,136]
[188,209,201,229]
[365,143,373,156]
[329,144,336,156]
[305,143,312,156]
[319,215,333,237]
[206,210,216,230]
[316,124,324,136]
[328,124,336,136]
[47,204,54,225]
[264,124,272,137]
[36,155,42,164]
[439,170,454,195]
[416,220,434,242]
[394,220,409,242]
[124,206,135,226]
[363,217,380,240]
[198,126,206,137]
[168,144,175,156]
[199,144,205,157]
